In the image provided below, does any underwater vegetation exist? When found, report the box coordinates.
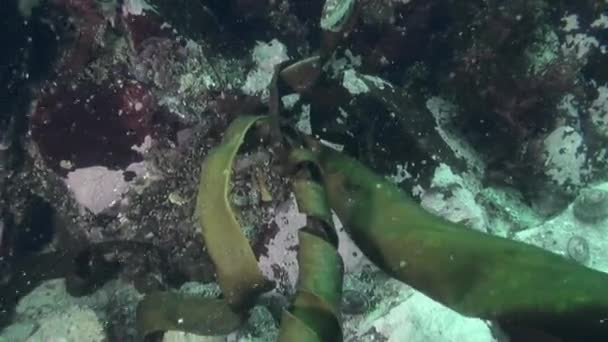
[1,0,608,341]
[137,112,608,341]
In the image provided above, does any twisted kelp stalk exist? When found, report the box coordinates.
[295,139,608,341]
[279,164,344,341]
[195,115,272,310]
[136,116,344,341]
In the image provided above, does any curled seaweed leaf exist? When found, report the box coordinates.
[136,292,244,340]
[136,115,272,340]
[196,115,272,310]
[278,162,343,342]
[278,232,343,342]
[292,179,337,245]
[278,310,320,342]
[304,140,608,340]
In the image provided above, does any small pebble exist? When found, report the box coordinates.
[341,289,368,315]
[567,236,590,265]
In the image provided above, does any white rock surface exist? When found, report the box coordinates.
[515,184,608,273]
[341,275,497,342]
[257,195,305,294]
[372,292,495,342]
[426,97,485,174]
[26,306,105,342]
[590,85,608,139]
[542,125,587,189]
[1,278,141,342]
[65,162,147,214]
[0,322,37,342]
[163,331,224,342]
[242,39,289,98]
[421,164,487,232]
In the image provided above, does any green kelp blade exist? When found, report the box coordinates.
[292,178,338,245]
[278,310,321,342]
[196,115,271,309]
[136,116,272,340]
[294,232,342,317]
[136,292,244,340]
[307,142,608,340]
[279,169,343,342]
[278,232,343,342]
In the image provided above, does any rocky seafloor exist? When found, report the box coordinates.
[1,0,608,341]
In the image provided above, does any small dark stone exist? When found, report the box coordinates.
[341,289,369,315]
[123,170,137,182]
[12,195,56,256]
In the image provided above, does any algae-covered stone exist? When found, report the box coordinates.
[573,188,608,224]
[320,0,356,32]
[590,86,608,140]
[27,306,105,342]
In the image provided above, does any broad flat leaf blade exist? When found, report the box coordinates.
[296,232,342,313]
[278,310,321,342]
[309,141,608,340]
[196,115,270,309]
[136,291,244,340]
